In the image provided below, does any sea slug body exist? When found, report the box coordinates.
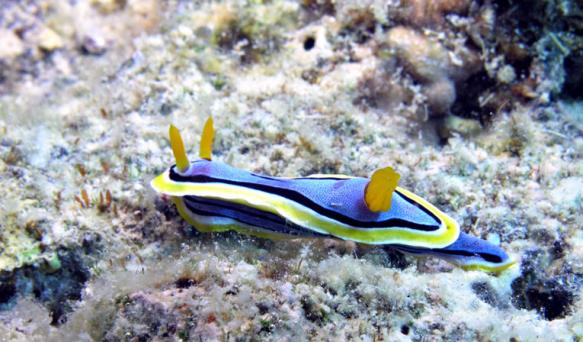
[151,117,515,273]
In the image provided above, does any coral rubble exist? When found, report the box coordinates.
[0,0,582,340]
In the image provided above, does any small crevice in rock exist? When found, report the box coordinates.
[511,249,577,321]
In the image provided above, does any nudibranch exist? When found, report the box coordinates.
[151,117,515,273]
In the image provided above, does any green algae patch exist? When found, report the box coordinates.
[205,2,300,63]
[0,219,43,272]
[18,245,42,265]
[44,252,62,273]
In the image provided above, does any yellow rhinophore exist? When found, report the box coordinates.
[199,116,214,160]
[169,124,189,172]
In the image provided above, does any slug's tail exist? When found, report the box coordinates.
[392,232,516,273]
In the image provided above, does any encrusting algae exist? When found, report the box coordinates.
[0,0,582,340]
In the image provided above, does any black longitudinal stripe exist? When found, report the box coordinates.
[250,173,443,228]
[251,173,442,225]
[185,195,286,224]
[184,195,325,237]
[251,173,351,181]
[392,245,503,263]
[183,196,328,238]
[170,167,440,231]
